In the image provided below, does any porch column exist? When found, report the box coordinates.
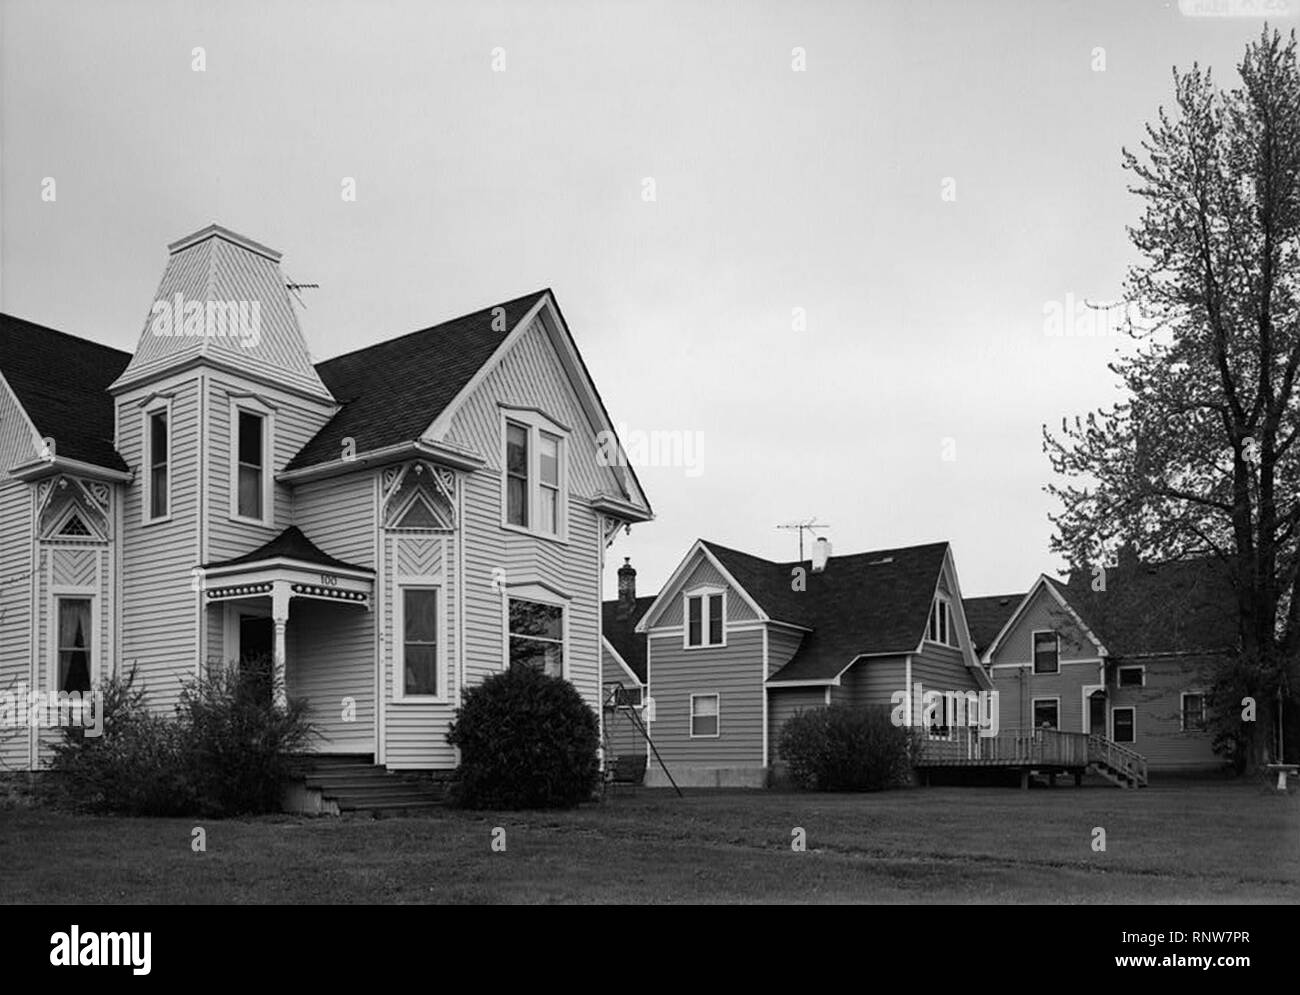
[271,580,291,709]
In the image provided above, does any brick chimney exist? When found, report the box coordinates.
[617,558,637,619]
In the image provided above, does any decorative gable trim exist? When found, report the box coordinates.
[423,293,652,523]
[635,540,769,633]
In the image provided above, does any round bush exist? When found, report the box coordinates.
[778,704,916,791]
[446,665,600,809]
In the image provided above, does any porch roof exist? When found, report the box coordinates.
[202,526,371,574]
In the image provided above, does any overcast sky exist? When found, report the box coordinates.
[0,0,1286,600]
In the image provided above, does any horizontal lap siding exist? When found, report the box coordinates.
[833,655,907,708]
[444,316,613,734]
[35,543,112,763]
[647,629,763,765]
[0,377,36,768]
[602,647,645,757]
[205,375,332,563]
[768,687,826,761]
[991,665,1099,733]
[119,378,201,714]
[989,587,1095,665]
[383,533,458,768]
[913,644,980,693]
[1110,655,1221,770]
[288,472,378,754]
[767,626,804,677]
[654,557,758,627]
[290,599,374,752]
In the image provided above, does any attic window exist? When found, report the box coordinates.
[502,412,567,539]
[1032,631,1060,674]
[685,591,725,648]
[58,514,91,537]
[927,596,955,647]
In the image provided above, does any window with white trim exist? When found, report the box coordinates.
[143,404,170,521]
[508,597,565,677]
[1112,706,1136,743]
[56,596,93,693]
[1180,692,1207,732]
[503,414,567,538]
[1032,631,1060,674]
[1117,665,1144,688]
[927,596,954,647]
[230,400,273,524]
[685,591,724,648]
[236,411,265,520]
[399,586,440,698]
[690,693,720,737]
[1032,698,1059,729]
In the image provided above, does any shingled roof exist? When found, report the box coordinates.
[1055,557,1239,658]
[0,313,131,471]
[284,290,548,470]
[202,525,372,573]
[695,540,952,684]
[602,595,655,683]
[962,592,1024,656]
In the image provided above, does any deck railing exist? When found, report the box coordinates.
[916,727,1090,767]
[1087,733,1149,786]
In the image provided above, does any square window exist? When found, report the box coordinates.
[1033,699,1059,729]
[1118,666,1144,687]
[691,694,719,737]
[508,598,564,677]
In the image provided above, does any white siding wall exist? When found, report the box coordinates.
[0,376,38,769]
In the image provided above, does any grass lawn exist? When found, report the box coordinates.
[2,781,1298,903]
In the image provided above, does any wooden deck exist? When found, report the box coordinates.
[915,728,1148,788]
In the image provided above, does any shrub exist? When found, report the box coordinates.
[446,665,600,809]
[178,654,316,817]
[778,704,916,791]
[45,656,314,817]
[45,666,196,816]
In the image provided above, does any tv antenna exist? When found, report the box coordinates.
[776,518,830,561]
[285,276,320,309]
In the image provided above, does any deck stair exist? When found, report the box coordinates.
[285,754,447,814]
[1086,734,1149,788]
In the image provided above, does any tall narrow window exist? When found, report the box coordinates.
[57,598,92,693]
[539,431,560,535]
[708,593,723,645]
[1112,707,1136,743]
[148,410,168,519]
[401,587,439,697]
[928,597,953,646]
[237,411,264,519]
[506,422,529,527]
[508,598,564,677]
[687,595,703,646]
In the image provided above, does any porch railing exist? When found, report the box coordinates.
[1087,733,1149,786]
[916,727,1090,767]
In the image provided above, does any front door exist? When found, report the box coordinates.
[238,615,274,704]
[1089,691,1107,738]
